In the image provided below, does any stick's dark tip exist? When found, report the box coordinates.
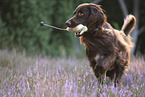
[40,21,44,26]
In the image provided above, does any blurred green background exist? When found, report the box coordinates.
[0,0,145,57]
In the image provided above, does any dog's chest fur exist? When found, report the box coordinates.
[80,30,117,57]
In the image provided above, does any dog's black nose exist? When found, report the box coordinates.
[66,21,71,27]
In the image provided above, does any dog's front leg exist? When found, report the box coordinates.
[85,49,106,84]
[94,55,116,83]
[85,48,96,68]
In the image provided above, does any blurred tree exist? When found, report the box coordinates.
[0,0,52,55]
[134,0,145,57]
[0,0,92,56]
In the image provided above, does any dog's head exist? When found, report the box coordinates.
[66,3,106,37]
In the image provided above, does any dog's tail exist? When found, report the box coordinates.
[121,15,136,36]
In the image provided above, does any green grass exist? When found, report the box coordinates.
[0,49,145,97]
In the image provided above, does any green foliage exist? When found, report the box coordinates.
[0,0,91,56]
[0,0,51,55]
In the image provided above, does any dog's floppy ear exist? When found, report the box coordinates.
[88,5,106,28]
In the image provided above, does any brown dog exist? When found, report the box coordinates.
[66,3,136,86]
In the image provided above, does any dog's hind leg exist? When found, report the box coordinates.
[94,65,107,84]
[106,68,116,81]
[114,64,125,87]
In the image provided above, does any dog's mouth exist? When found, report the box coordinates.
[66,24,88,37]
[75,32,82,37]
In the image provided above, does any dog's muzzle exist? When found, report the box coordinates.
[66,24,88,37]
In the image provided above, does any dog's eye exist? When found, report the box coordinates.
[78,12,84,17]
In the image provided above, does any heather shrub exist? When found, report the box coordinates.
[0,50,144,96]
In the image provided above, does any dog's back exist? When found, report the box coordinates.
[113,15,136,64]
[105,15,136,86]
